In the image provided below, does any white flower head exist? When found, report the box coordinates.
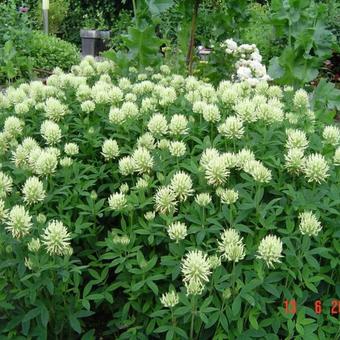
[108,192,127,211]
[22,176,46,205]
[181,250,211,295]
[101,139,119,161]
[160,290,179,308]
[322,125,340,146]
[154,186,177,214]
[40,120,62,145]
[169,141,186,157]
[256,235,283,268]
[299,211,322,237]
[302,153,329,184]
[170,172,194,202]
[168,221,187,243]
[194,193,212,207]
[42,220,71,256]
[5,205,32,238]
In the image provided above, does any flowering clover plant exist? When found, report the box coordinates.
[0,57,339,338]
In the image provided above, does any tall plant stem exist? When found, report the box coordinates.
[132,0,137,24]
[190,295,197,339]
[187,0,200,75]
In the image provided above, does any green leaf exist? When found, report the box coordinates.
[68,314,81,334]
[22,307,40,322]
[232,295,242,316]
[146,0,175,16]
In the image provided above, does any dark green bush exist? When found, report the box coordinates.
[30,31,80,73]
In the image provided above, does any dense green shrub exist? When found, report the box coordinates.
[0,0,34,84]
[30,31,80,73]
[0,58,339,338]
[240,3,281,64]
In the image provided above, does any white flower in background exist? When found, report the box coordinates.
[64,143,79,156]
[167,221,187,242]
[4,116,24,139]
[218,228,245,262]
[222,38,238,54]
[44,97,67,121]
[236,149,255,169]
[170,172,194,202]
[135,177,149,190]
[0,199,8,222]
[286,129,309,150]
[243,160,272,183]
[109,107,126,125]
[160,65,171,75]
[81,100,95,113]
[169,114,189,136]
[137,133,156,150]
[76,84,92,101]
[40,120,62,145]
[256,235,283,268]
[284,148,305,174]
[302,153,329,184]
[108,192,127,211]
[144,211,156,221]
[28,238,41,252]
[60,157,73,167]
[15,101,30,115]
[132,147,154,174]
[218,116,244,140]
[125,93,137,102]
[119,156,135,176]
[35,151,58,176]
[334,147,340,166]
[157,139,170,150]
[0,172,13,198]
[220,189,239,204]
[121,102,139,119]
[293,89,309,109]
[22,176,46,205]
[160,290,179,308]
[234,99,257,123]
[208,255,221,269]
[118,77,131,90]
[147,113,168,137]
[200,148,220,169]
[119,183,129,194]
[169,141,186,157]
[202,103,221,123]
[204,156,230,186]
[101,139,119,161]
[5,205,32,238]
[42,220,71,256]
[322,125,340,146]
[221,152,238,168]
[181,250,211,295]
[194,193,212,207]
[299,211,322,237]
[154,186,177,214]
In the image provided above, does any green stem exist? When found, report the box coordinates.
[190,296,196,340]
[231,261,236,295]
[229,205,233,227]
[132,0,137,23]
[202,207,206,228]
[187,0,200,75]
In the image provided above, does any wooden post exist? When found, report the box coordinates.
[186,0,200,75]
[42,0,49,34]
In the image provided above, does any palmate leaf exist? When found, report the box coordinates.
[145,0,175,16]
[123,25,164,67]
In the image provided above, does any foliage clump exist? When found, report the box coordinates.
[0,57,339,338]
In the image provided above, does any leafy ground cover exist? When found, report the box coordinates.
[0,57,339,339]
